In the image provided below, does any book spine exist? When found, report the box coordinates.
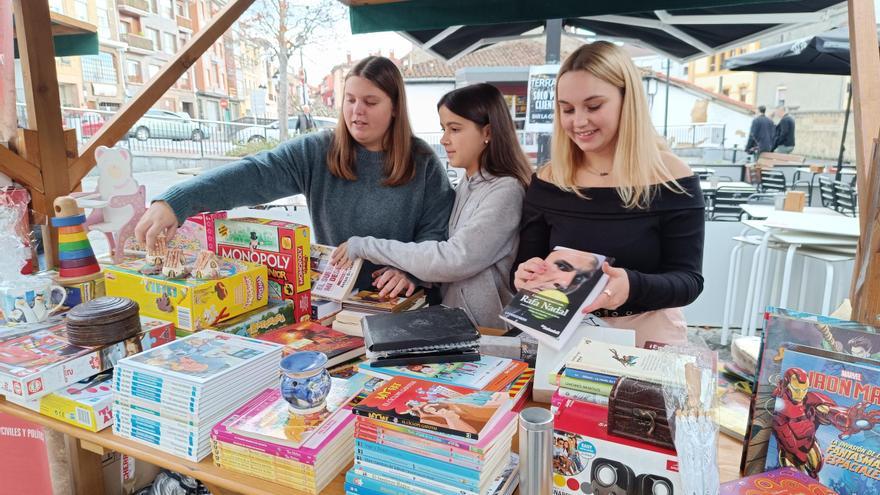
[210,426,320,464]
[211,441,318,476]
[354,417,486,454]
[355,422,484,463]
[557,376,613,396]
[561,367,617,385]
[346,468,466,495]
[351,407,477,441]
[350,464,477,495]
[355,428,482,470]
[551,388,608,408]
[353,456,479,493]
[355,439,480,484]
[345,482,388,495]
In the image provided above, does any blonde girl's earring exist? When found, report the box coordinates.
[484,140,489,144]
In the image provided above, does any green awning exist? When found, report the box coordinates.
[347,0,793,34]
[14,32,99,59]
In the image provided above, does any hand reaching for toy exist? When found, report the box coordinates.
[135,201,179,252]
[372,267,415,298]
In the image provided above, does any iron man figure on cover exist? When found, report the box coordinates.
[771,367,880,478]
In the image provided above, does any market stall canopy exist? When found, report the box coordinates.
[723,25,877,75]
[342,0,845,62]
[13,10,99,58]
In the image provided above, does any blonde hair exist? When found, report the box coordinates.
[327,56,418,187]
[546,41,683,208]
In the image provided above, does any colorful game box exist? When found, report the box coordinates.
[5,372,115,432]
[209,300,299,337]
[552,399,682,495]
[210,217,310,300]
[720,467,836,494]
[765,345,880,495]
[103,254,268,331]
[0,317,175,401]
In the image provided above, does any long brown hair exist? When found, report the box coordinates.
[437,83,531,188]
[327,56,418,186]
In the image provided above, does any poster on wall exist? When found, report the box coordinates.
[525,64,560,133]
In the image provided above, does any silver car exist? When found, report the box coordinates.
[129,109,210,141]
[233,116,336,143]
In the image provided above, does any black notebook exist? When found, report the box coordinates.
[362,305,481,353]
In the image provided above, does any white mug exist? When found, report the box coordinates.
[0,278,67,324]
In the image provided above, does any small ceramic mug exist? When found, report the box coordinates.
[280,351,332,415]
[0,278,67,324]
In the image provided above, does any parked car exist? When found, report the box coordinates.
[79,112,106,139]
[128,109,209,141]
[233,116,336,143]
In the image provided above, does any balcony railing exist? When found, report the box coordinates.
[117,0,150,14]
[122,33,154,52]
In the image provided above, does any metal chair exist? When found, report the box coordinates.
[759,169,787,193]
[818,176,836,208]
[710,185,758,221]
[833,181,858,216]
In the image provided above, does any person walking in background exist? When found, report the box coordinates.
[746,105,775,158]
[294,105,316,134]
[774,106,796,154]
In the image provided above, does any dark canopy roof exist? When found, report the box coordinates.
[724,26,869,75]
[346,0,845,62]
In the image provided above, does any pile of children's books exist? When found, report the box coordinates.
[345,376,520,495]
[112,331,283,461]
[211,374,380,493]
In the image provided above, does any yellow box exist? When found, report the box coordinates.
[103,255,268,331]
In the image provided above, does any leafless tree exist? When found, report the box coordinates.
[239,0,339,140]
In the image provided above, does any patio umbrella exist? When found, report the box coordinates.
[724,26,871,179]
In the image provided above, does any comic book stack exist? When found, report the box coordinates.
[112,331,283,461]
[210,374,380,493]
[345,376,521,495]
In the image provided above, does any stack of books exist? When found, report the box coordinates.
[346,376,520,495]
[357,354,533,410]
[112,331,283,461]
[362,306,481,367]
[256,320,365,367]
[211,374,380,493]
[343,290,426,314]
[331,310,371,336]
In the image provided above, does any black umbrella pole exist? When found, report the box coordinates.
[837,83,852,182]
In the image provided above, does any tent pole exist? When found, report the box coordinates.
[663,59,670,137]
[545,19,562,64]
[836,82,852,181]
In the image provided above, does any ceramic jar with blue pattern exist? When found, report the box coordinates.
[280,351,332,414]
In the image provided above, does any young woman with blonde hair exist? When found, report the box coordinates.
[135,56,454,292]
[512,42,705,346]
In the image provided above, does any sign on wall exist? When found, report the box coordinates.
[525,64,559,132]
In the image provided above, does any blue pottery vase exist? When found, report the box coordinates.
[280,351,332,414]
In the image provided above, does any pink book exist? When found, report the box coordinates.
[0,413,53,495]
[211,392,353,465]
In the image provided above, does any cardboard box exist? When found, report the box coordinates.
[41,270,106,307]
[103,254,268,331]
[102,452,161,495]
[209,300,300,338]
[0,317,175,401]
[210,217,310,300]
[552,400,682,495]
[783,191,806,212]
[6,372,114,432]
[169,211,227,252]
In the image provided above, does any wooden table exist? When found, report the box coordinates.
[0,397,745,494]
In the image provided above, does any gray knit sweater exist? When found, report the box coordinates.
[346,173,525,328]
[157,131,455,288]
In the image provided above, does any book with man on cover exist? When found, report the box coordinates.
[256,321,365,367]
[352,376,511,440]
[500,247,612,350]
[310,244,363,301]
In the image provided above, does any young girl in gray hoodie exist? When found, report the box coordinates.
[332,83,532,328]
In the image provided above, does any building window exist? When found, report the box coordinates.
[145,28,161,50]
[148,64,162,79]
[162,32,176,55]
[97,2,112,39]
[682,65,689,76]
[177,0,189,17]
[775,86,787,107]
[159,0,174,18]
[120,20,131,34]
[81,53,117,85]
[59,83,79,107]
[126,60,142,83]
[49,0,64,13]
[708,55,716,72]
[74,0,88,21]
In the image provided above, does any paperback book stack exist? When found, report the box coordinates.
[112,331,283,461]
[346,376,520,495]
[211,374,381,493]
[362,306,481,367]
